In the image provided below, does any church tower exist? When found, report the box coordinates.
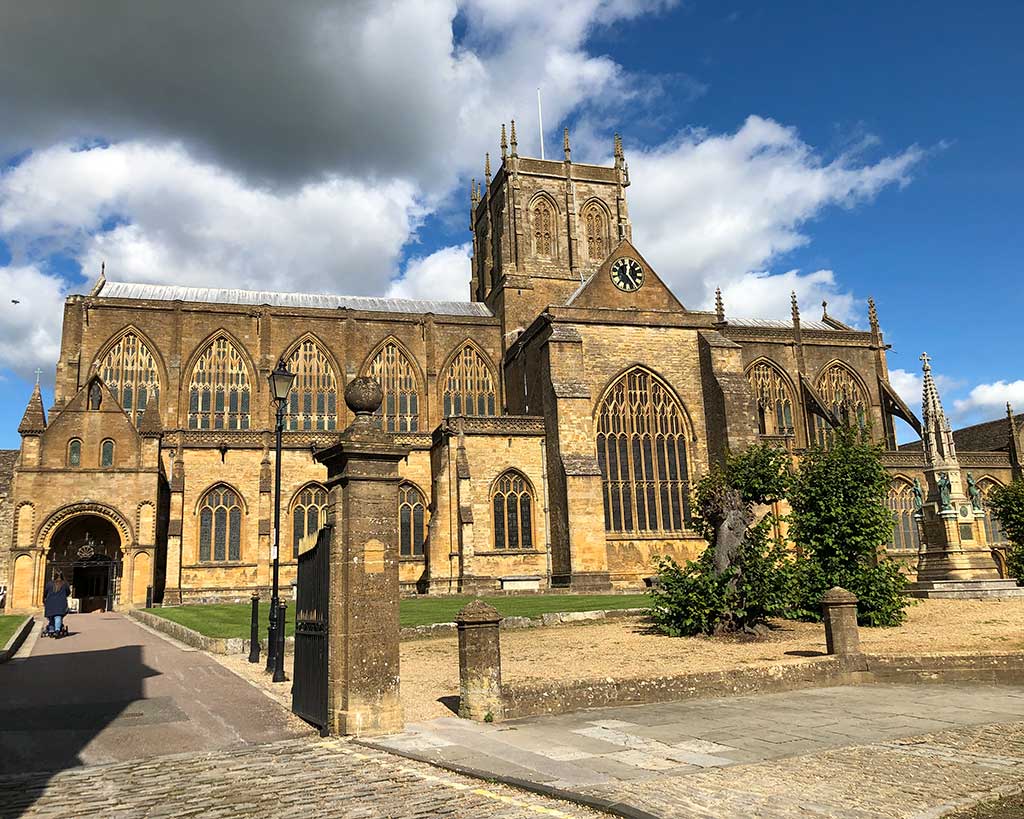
[470,124,632,347]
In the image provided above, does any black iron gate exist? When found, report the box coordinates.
[292,525,330,733]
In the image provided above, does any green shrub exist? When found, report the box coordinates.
[787,426,908,626]
[988,480,1024,585]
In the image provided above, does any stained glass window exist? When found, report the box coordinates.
[286,339,338,431]
[366,341,419,432]
[492,471,534,550]
[98,331,161,425]
[198,486,243,562]
[887,481,921,554]
[188,337,251,430]
[68,439,81,468]
[100,439,115,468]
[291,484,328,558]
[747,361,795,436]
[399,483,427,557]
[596,367,692,533]
[442,343,497,417]
[813,364,869,448]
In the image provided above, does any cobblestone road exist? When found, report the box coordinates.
[0,737,608,819]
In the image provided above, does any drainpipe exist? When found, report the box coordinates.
[540,437,552,588]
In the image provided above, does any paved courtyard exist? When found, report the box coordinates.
[371,683,1024,818]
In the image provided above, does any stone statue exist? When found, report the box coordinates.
[938,472,953,511]
[967,472,983,512]
[912,478,924,513]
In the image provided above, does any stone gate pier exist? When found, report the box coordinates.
[315,377,409,736]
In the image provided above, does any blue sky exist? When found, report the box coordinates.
[0,1,1020,448]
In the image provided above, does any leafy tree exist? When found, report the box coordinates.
[648,443,791,636]
[986,479,1024,583]
[786,426,908,626]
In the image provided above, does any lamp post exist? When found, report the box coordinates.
[265,359,296,677]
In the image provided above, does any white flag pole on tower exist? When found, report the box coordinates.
[537,87,545,160]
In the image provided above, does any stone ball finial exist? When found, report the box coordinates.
[344,376,383,417]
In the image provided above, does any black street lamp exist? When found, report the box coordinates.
[266,358,296,681]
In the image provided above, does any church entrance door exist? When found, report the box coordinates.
[46,516,123,613]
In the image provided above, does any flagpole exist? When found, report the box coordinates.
[537,87,545,160]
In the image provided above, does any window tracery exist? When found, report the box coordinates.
[198,485,242,562]
[813,364,869,447]
[887,481,921,553]
[747,362,795,436]
[492,471,534,551]
[442,343,497,417]
[291,484,328,558]
[533,199,555,257]
[98,331,161,425]
[596,367,692,534]
[366,341,419,432]
[188,336,251,430]
[582,203,607,261]
[286,339,337,431]
[399,483,427,557]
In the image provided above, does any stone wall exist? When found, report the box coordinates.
[0,450,19,603]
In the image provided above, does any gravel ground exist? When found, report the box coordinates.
[214,597,1024,723]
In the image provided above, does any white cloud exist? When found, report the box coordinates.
[0,265,67,382]
[888,368,923,412]
[720,268,858,325]
[1,142,422,296]
[953,380,1024,422]
[386,243,473,302]
[627,115,923,315]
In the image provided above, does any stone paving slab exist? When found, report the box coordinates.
[0,738,609,819]
[368,683,1024,817]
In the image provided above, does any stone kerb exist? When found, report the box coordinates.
[821,586,860,656]
[455,599,504,722]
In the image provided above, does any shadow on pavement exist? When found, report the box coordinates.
[0,642,160,818]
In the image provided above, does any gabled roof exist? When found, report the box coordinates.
[96,280,493,318]
[900,412,1024,453]
[565,239,686,312]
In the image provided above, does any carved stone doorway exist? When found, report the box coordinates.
[46,516,123,613]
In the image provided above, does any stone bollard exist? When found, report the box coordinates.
[821,586,860,656]
[455,600,504,722]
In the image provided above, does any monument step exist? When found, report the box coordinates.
[908,587,1024,599]
[909,579,1020,592]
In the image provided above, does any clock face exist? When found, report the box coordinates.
[610,257,645,292]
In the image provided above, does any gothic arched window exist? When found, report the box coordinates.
[582,203,607,261]
[100,439,115,468]
[366,341,419,432]
[979,479,1007,544]
[596,367,692,533]
[813,364,869,447]
[399,483,428,557]
[492,471,534,551]
[68,439,82,468]
[188,336,251,430]
[99,331,161,425]
[442,343,497,417]
[286,339,338,431]
[747,361,795,436]
[887,481,921,554]
[198,485,243,562]
[533,199,555,257]
[291,483,328,558]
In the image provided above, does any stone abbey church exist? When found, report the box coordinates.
[2,128,1021,612]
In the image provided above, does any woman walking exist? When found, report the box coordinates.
[43,570,71,637]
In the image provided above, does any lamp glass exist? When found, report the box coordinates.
[269,361,296,402]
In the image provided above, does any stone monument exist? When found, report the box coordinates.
[315,377,410,735]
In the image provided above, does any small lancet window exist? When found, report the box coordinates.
[100,439,115,468]
[68,439,82,468]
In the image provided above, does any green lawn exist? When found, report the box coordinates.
[0,614,28,648]
[145,593,648,640]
